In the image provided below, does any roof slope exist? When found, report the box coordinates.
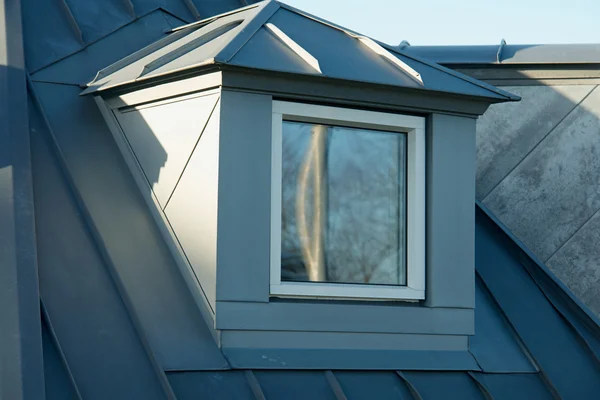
[6,0,600,398]
[81,1,518,102]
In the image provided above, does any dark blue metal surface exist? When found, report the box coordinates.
[472,373,554,400]
[401,372,485,400]
[167,371,256,400]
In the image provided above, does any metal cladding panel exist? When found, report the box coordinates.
[215,91,272,303]
[41,317,79,400]
[267,8,422,89]
[222,348,481,370]
[469,278,536,373]
[30,100,169,400]
[484,86,600,262]
[167,371,256,400]
[475,207,600,399]
[21,0,84,72]
[547,211,600,318]
[253,371,337,400]
[31,10,180,85]
[63,0,134,44]
[228,26,317,75]
[472,373,554,400]
[476,85,595,199]
[31,81,227,370]
[115,92,219,208]
[401,372,485,400]
[334,371,414,400]
[164,100,221,311]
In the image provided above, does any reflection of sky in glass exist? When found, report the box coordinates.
[281,121,407,286]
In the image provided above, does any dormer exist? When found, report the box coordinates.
[84,0,518,368]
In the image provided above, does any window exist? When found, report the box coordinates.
[271,101,425,300]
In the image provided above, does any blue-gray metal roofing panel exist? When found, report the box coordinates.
[333,371,414,400]
[401,372,485,400]
[63,0,134,44]
[227,25,317,75]
[253,371,338,400]
[475,206,600,399]
[81,1,516,102]
[264,8,422,88]
[29,94,171,399]
[472,373,554,400]
[469,277,536,373]
[31,10,182,85]
[167,371,256,400]
[41,315,80,400]
[404,44,600,65]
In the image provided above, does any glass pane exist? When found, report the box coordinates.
[281,121,407,286]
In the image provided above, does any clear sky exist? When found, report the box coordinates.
[284,0,600,46]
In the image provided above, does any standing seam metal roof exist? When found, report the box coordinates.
[5,0,600,398]
[80,1,519,102]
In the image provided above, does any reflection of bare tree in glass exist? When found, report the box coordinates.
[281,122,406,285]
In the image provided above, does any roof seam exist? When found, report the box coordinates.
[474,273,540,372]
[324,371,348,400]
[467,371,495,400]
[27,76,177,398]
[245,370,266,400]
[395,371,424,400]
[476,200,600,330]
[518,256,600,366]
[40,300,84,400]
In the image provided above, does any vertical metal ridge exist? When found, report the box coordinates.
[216,0,281,63]
[395,371,424,400]
[122,0,136,17]
[0,0,46,397]
[26,76,177,400]
[467,372,495,400]
[40,301,84,400]
[182,0,201,20]
[519,255,600,367]
[138,20,242,79]
[58,0,85,44]
[264,23,321,73]
[245,371,266,400]
[324,371,348,400]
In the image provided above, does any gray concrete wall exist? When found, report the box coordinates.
[475,83,600,316]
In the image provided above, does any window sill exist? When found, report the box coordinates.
[270,281,425,301]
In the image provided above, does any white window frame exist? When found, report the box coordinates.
[270,101,426,300]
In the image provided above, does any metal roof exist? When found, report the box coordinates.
[81,1,518,102]
[403,42,600,65]
[3,0,600,398]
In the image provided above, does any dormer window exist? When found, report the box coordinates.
[270,101,425,300]
[86,0,517,369]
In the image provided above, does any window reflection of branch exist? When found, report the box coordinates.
[296,124,327,282]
